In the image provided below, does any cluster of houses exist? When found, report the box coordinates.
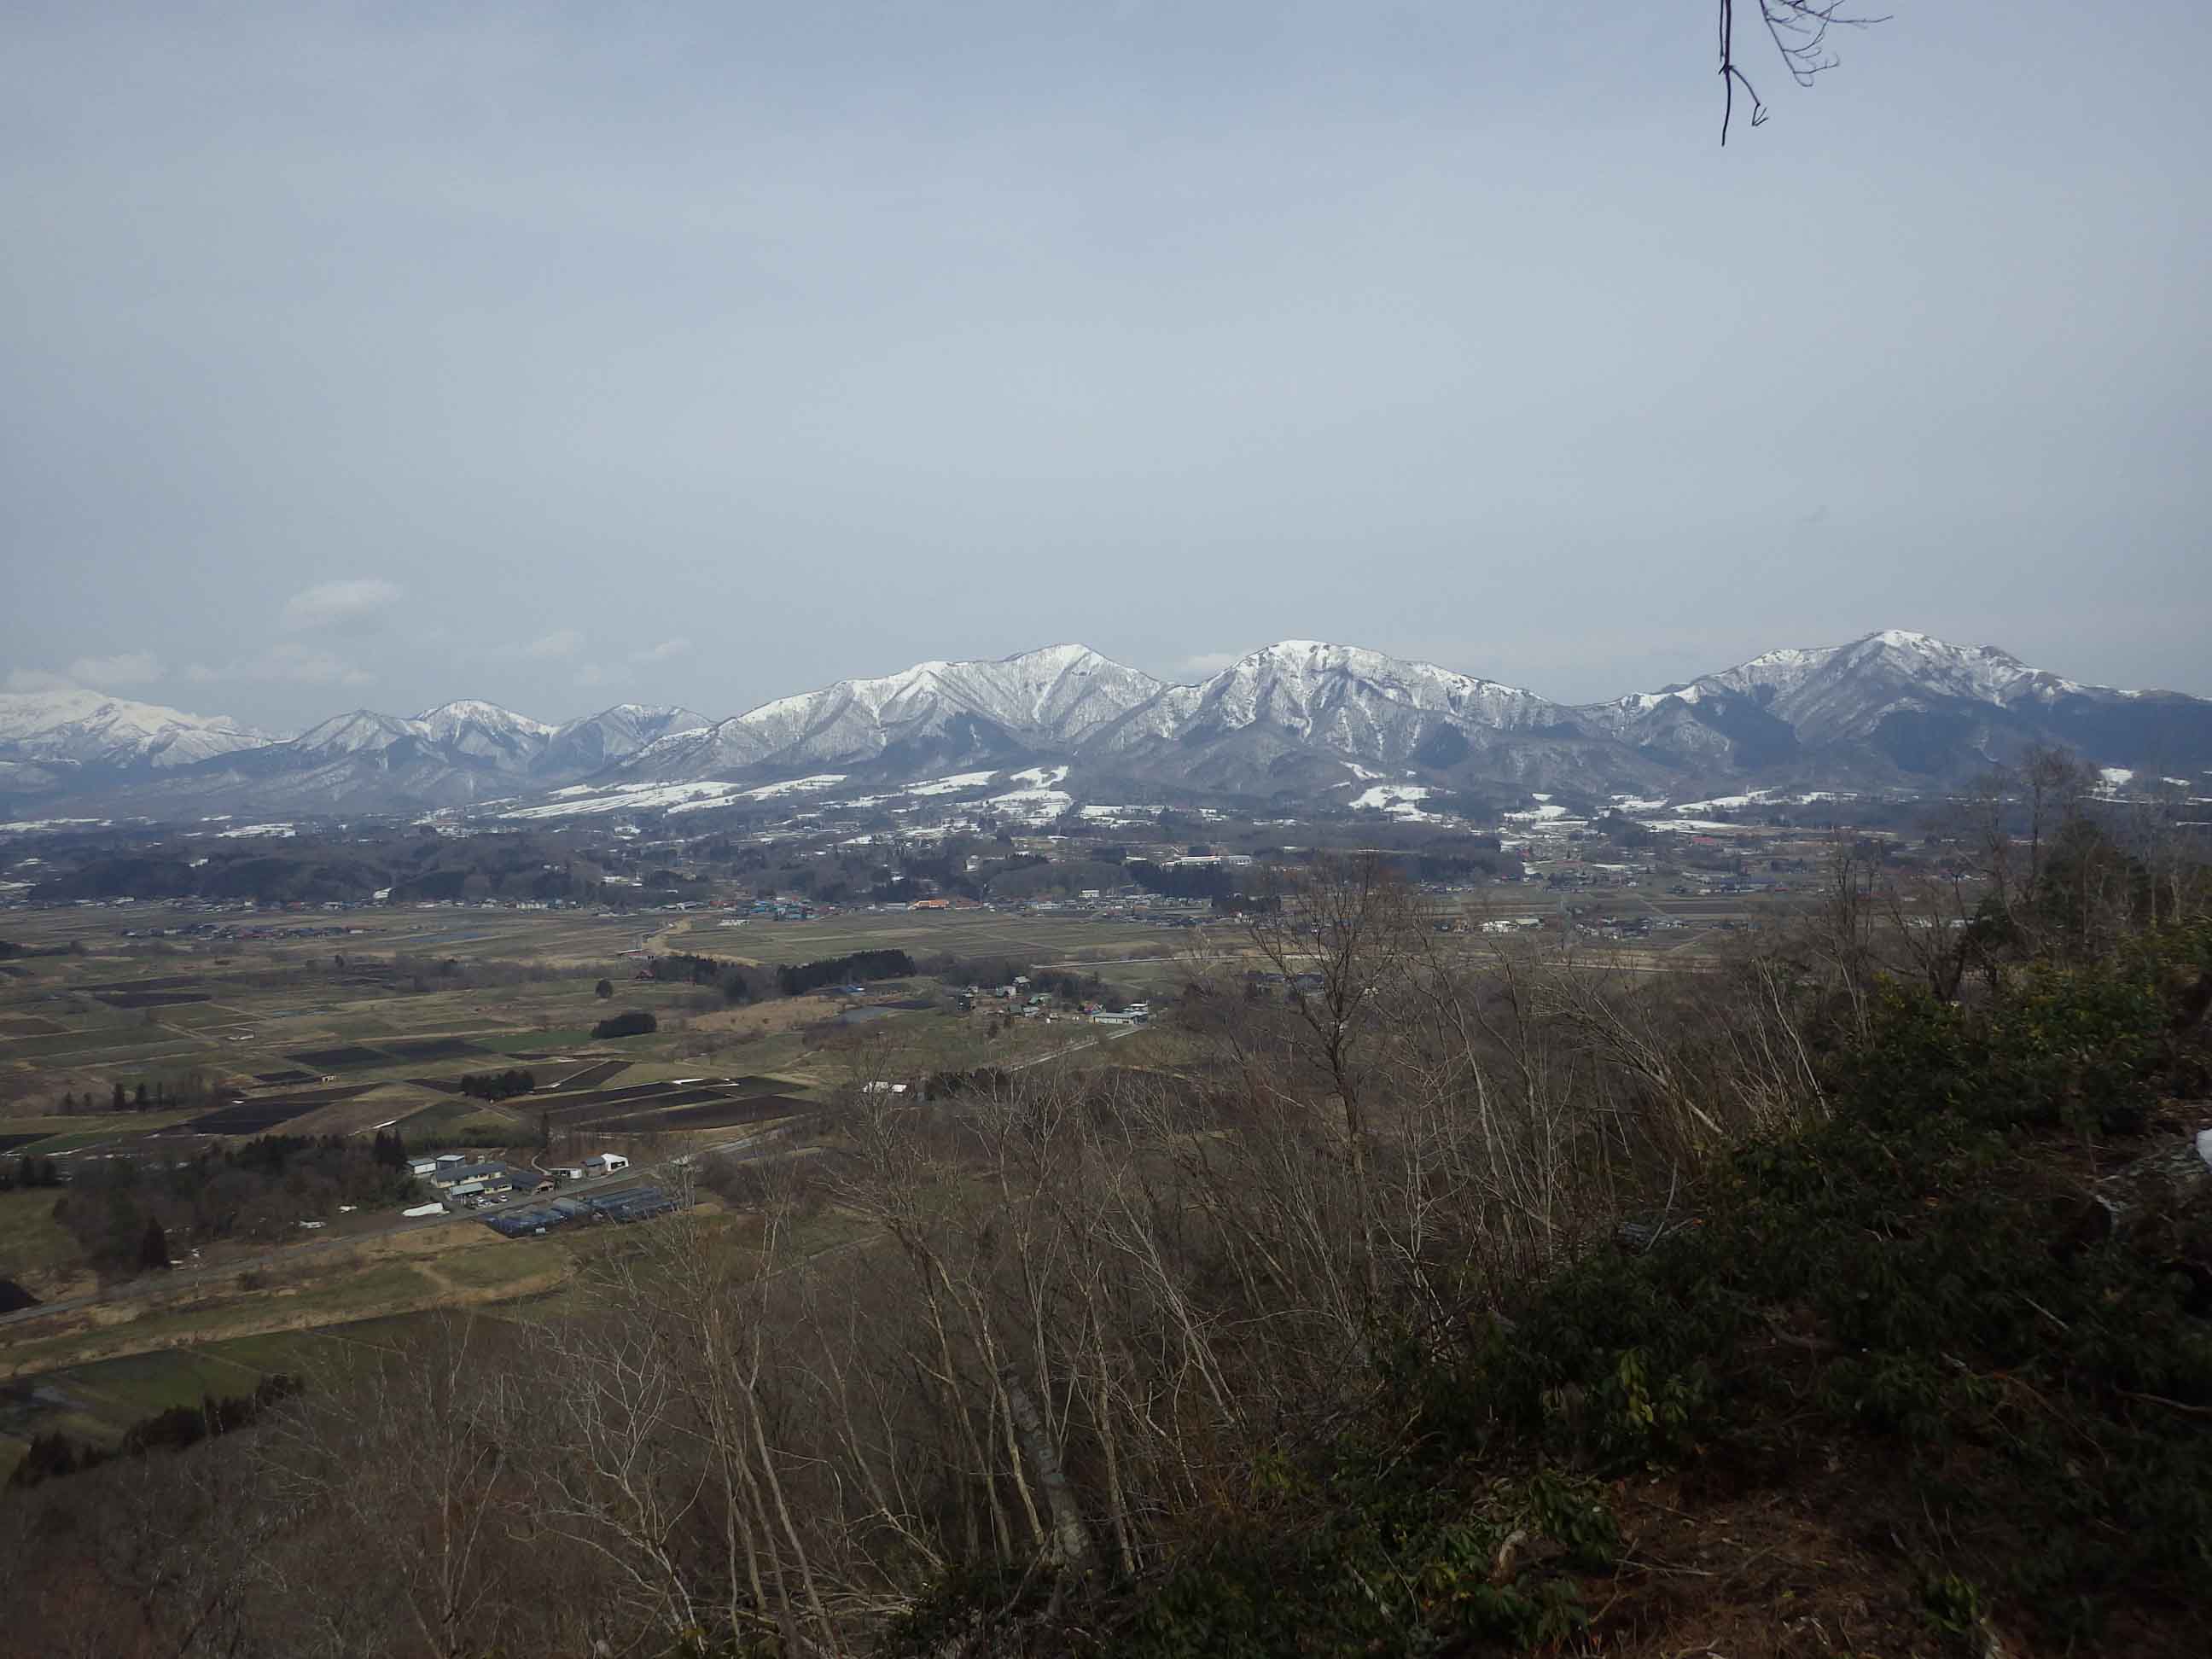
[410,1150,630,1209]
[952,976,1153,1026]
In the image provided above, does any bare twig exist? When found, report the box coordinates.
[1720,0,1890,144]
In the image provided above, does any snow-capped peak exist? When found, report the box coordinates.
[709,644,1163,761]
[290,708,427,755]
[0,687,276,768]
[415,700,556,740]
[1192,641,1550,730]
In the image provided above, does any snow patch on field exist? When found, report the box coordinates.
[744,773,847,800]
[1010,765,1068,788]
[500,772,845,818]
[1349,784,1438,820]
[504,781,745,818]
[1079,803,1165,822]
[988,789,1073,823]
[219,822,298,838]
[905,771,997,796]
[1670,793,1766,813]
[1503,802,1568,822]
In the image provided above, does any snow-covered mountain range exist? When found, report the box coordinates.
[0,697,711,817]
[4,632,2207,820]
[619,645,1162,783]
[0,690,277,800]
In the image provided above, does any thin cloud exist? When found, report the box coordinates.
[3,654,164,693]
[186,644,371,687]
[631,637,692,664]
[281,578,403,632]
[522,629,585,661]
[1172,651,1244,680]
[68,651,163,686]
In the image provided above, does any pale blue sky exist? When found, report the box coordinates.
[4,2,2206,728]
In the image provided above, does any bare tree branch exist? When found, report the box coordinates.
[1720,0,1891,143]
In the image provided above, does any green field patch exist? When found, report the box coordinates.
[395,1098,531,1144]
[0,1187,80,1277]
[315,1014,405,1039]
[3,1261,450,1378]
[473,1028,602,1054]
[92,989,212,1009]
[0,1110,192,1138]
[381,1036,487,1062]
[438,1237,568,1289]
[213,1313,450,1371]
[154,1000,259,1027]
[61,1346,268,1421]
[284,1044,397,1071]
[1,1023,199,1060]
[0,1310,468,1455]
[16,1126,164,1155]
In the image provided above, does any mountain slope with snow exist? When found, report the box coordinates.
[615,645,1167,782]
[8,630,2208,820]
[538,704,713,777]
[1580,630,2212,781]
[1086,640,1651,795]
[0,689,276,769]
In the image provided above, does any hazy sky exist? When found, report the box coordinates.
[4,3,2206,731]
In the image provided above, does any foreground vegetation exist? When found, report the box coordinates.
[2,774,2207,1656]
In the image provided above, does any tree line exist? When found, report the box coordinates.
[457,1068,536,1102]
[47,1133,422,1277]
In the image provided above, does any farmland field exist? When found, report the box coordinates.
[541,1059,630,1091]
[381,1036,486,1061]
[472,1027,604,1054]
[661,910,1193,966]
[286,1043,397,1071]
[395,1097,531,1144]
[0,898,1207,1232]
[3,1023,206,1060]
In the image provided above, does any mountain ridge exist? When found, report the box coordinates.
[6,632,2208,819]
